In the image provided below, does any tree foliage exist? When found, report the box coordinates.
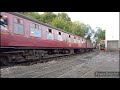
[40,12,57,24]
[71,21,86,37]
[94,27,105,43]
[20,12,41,20]
[57,13,71,22]
[51,17,72,33]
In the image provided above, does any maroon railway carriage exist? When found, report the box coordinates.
[0,12,93,65]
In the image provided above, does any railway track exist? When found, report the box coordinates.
[1,50,100,78]
[1,50,97,69]
[0,53,73,68]
[33,51,101,78]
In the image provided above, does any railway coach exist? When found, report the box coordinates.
[0,12,93,65]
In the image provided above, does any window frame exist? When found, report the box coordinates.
[74,36,77,43]
[48,28,52,33]
[13,17,24,35]
[58,31,63,41]
[69,35,71,38]
[47,28,54,40]
[68,34,71,42]
[58,31,61,35]
[0,15,9,32]
[29,22,42,38]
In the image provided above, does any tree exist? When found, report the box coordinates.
[20,12,57,24]
[94,27,105,43]
[41,12,57,24]
[57,13,71,22]
[20,12,43,21]
[70,21,86,37]
[51,17,71,33]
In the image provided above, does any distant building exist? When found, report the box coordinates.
[118,29,120,51]
[105,27,119,51]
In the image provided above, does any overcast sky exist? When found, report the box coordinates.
[39,12,119,30]
[65,12,119,30]
[39,12,119,40]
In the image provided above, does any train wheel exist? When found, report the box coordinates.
[0,56,10,66]
[80,49,84,53]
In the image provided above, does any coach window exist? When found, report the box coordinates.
[78,38,80,43]
[58,32,62,41]
[74,37,77,43]
[30,23,42,37]
[47,28,54,40]
[49,29,52,33]
[69,35,71,38]
[68,35,71,42]
[59,32,61,35]
[82,38,84,43]
[14,18,24,35]
[0,15,8,31]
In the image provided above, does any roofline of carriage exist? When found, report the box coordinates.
[7,12,87,40]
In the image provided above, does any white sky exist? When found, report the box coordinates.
[39,12,119,40]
